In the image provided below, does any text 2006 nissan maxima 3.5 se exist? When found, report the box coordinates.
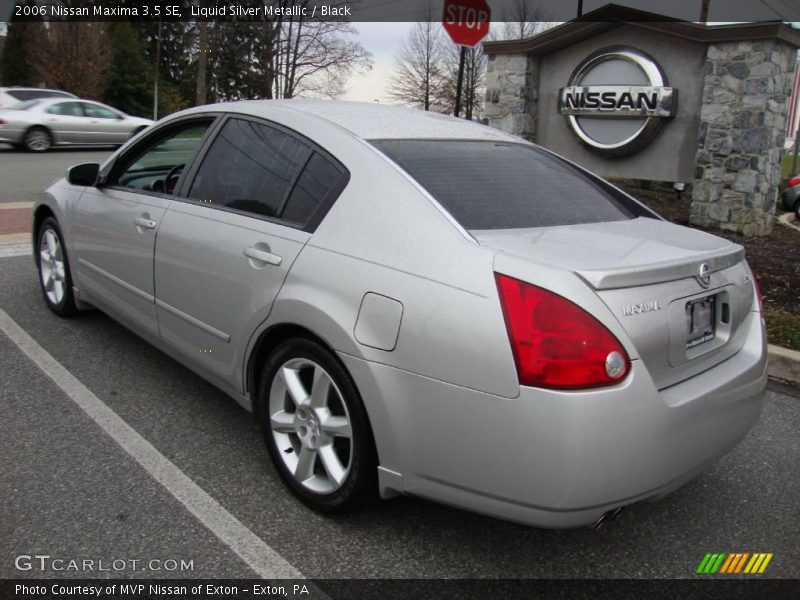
[32,100,767,528]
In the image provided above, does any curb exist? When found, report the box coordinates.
[768,344,800,385]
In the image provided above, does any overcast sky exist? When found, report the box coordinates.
[342,22,414,104]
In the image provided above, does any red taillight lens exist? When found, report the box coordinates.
[0,119,5,125]
[789,176,800,188]
[495,273,630,390]
[753,275,764,313]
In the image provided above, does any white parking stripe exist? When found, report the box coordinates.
[0,307,304,580]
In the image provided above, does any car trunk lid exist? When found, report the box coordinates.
[474,218,755,389]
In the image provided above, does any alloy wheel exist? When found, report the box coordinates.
[26,129,51,151]
[39,228,66,305]
[268,358,353,494]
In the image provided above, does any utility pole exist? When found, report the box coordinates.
[577,0,583,18]
[153,20,162,120]
[453,46,467,118]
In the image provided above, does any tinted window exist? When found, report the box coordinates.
[47,102,84,117]
[372,140,641,230]
[8,90,70,100]
[188,118,311,219]
[282,153,344,226]
[113,123,210,193]
[82,103,120,119]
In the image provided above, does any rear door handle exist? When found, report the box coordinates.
[134,217,157,229]
[243,247,282,266]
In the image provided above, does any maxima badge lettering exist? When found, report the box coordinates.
[558,46,676,157]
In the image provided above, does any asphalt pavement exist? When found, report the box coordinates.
[0,146,113,204]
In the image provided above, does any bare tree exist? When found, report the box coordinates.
[33,23,112,99]
[388,20,444,110]
[436,43,486,120]
[272,19,372,99]
[499,0,552,40]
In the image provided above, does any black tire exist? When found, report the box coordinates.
[36,217,78,316]
[24,126,52,152]
[258,337,378,513]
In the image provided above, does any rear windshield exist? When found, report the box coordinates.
[371,140,644,230]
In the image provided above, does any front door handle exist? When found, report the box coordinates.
[243,246,282,266]
[134,217,157,229]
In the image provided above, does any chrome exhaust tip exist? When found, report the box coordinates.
[592,507,624,530]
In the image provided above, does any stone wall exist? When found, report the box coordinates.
[689,40,797,236]
[484,53,537,141]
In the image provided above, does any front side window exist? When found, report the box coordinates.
[188,118,311,219]
[111,122,211,193]
[82,103,120,119]
[371,140,647,230]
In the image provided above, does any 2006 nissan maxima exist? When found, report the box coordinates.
[32,100,767,528]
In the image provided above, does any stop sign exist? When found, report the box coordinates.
[442,0,491,47]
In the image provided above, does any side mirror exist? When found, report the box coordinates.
[67,163,100,187]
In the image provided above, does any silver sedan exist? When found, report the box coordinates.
[0,98,152,151]
[32,100,767,528]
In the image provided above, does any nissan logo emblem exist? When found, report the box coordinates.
[558,46,677,157]
[697,263,712,287]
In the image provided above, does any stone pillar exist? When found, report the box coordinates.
[484,53,538,141]
[690,40,797,236]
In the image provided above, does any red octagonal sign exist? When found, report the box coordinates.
[442,0,491,48]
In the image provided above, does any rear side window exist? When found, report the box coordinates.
[371,140,643,230]
[281,153,344,226]
[189,118,311,219]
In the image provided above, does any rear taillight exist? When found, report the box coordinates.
[495,273,630,390]
[753,275,764,313]
[0,119,5,125]
[789,176,800,188]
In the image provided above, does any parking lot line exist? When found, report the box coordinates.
[0,307,303,580]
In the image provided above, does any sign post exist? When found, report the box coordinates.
[442,0,491,118]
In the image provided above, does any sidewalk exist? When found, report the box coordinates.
[0,201,32,242]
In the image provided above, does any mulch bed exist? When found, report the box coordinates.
[613,180,800,316]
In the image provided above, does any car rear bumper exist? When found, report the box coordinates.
[341,310,767,528]
[0,128,24,145]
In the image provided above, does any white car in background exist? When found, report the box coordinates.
[0,98,152,151]
[0,86,76,108]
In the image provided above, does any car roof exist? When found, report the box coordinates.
[188,99,520,142]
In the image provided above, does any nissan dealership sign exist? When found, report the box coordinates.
[558,46,677,157]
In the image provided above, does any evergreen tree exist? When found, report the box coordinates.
[104,22,152,117]
[0,3,45,86]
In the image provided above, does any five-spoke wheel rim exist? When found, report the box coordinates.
[27,130,50,151]
[269,358,353,494]
[39,229,66,305]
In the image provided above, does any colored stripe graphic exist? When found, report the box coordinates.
[697,553,713,574]
[698,552,773,574]
[719,554,736,573]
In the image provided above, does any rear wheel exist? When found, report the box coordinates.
[258,338,377,513]
[24,127,52,152]
[36,217,77,316]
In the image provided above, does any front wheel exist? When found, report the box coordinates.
[36,217,77,316]
[258,338,377,513]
